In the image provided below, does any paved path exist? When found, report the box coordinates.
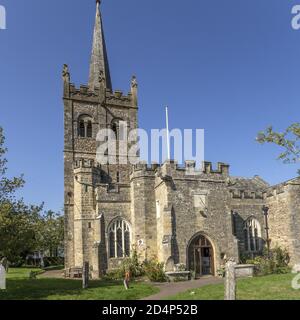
[39,269,65,279]
[142,277,223,300]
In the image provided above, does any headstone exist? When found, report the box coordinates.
[224,259,237,300]
[0,264,6,290]
[82,262,89,289]
[292,264,300,274]
[1,257,8,272]
[40,255,45,269]
[165,257,175,272]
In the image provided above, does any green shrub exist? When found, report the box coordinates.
[104,249,144,280]
[143,260,167,282]
[246,247,291,276]
[104,268,125,281]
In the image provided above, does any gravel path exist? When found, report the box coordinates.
[141,276,223,300]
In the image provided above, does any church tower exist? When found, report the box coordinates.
[63,0,138,277]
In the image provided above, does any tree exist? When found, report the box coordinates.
[0,201,43,264]
[0,127,24,201]
[257,123,300,174]
[36,210,64,257]
[0,127,43,264]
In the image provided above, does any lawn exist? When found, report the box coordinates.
[0,268,159,300]
[168,273,300,300]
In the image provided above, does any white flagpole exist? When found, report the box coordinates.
[166,106,171,160]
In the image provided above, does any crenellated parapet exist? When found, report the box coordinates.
[66,82,135,108]
[130,160,231,181]
[202,162,230,175]
[130,162,159,180]
[157,160,230,178]
[229,177,300,200]
[73,158,102,182]
[106,90,134,108]
[264,178,300,198]
[229,189,264,200]
[74,158,97,169]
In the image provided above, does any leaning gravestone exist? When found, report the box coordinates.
[0,264,6,290]
[224,259,237,300]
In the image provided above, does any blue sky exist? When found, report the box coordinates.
[0,0,299,212]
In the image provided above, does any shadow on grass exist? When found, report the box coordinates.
[0,278,159,300]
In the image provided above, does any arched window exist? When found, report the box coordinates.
[111,122,118,139]
[244,218,262,252]
[87,121,92,138]
[79,120,85,137]
[78,115,93,138]
[108,218,131,258]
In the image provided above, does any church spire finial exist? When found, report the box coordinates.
[88,0,112,91]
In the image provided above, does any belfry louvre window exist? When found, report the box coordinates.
[244,218,262,252]
[78,115,93,138]
[108,218,131,258]
[79,120,85,137]
[87,121,92,138]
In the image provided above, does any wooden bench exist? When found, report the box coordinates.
[65,267,83,278]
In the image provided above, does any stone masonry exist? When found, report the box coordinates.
[63,2,300,278]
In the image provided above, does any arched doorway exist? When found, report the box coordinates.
[188,234,214,277]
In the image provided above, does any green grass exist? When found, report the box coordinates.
[168,274,300,300]
[0,268,159,300]
[6,268,44,279]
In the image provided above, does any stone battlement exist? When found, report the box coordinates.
[262,177,300,198]
[131,162,160,173]
[131,160,230,177]
[230,189,264,200]
[229,178,300,200]
[73,158,99,169]
[68,83,133,107]
[202,162,229,175]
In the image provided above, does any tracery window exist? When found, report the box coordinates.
[108,218,131,258]
[244,218,262,252]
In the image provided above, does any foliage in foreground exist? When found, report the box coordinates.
[0,127,63,265]
[105,250,167,283]
[246,247,291,276]
[143,260,167,282]
[257,123,300,174]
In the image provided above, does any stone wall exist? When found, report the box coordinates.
[266,178,300,266]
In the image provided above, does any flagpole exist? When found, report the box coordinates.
[166,106,171,160]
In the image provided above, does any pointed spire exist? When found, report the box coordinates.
[89,0,112,91]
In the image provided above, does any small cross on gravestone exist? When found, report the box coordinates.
[0,263,6,290]
[224,259,237,300]
[82,262,89,289]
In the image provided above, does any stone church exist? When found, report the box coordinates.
[63,1,300,278]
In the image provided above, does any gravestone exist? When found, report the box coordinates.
[165,257,175,272]
[292,264,300,274]
[82,262,89,289]
[224,259,237,300]
[1,257,8,272]
[0,264,6,290]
